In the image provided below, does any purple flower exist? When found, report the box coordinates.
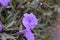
[22,13,38,29]
[0,24,3,30]
[17,29,34,40]
[0,0,10,7]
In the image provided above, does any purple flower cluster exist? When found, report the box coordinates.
[0,0,10,7]
[18,13,38,40]
[0,0,38,40]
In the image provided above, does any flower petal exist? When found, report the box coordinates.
[17,30,26,34]
[24,13,29,17]
[0,24,3,30]
[25,29,34,40]
[0,0,10,7]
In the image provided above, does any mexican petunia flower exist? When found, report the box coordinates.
[17,29,34,40]
[0,24,3,30]
[0,0,10,7]
[22,13,38,29]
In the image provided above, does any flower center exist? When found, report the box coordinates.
[29,20,31,22]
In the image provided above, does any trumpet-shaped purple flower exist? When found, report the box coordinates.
[0,24,3,30]
[0,0,10,7]
[17,29,34,40]
[22,13,38,29]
